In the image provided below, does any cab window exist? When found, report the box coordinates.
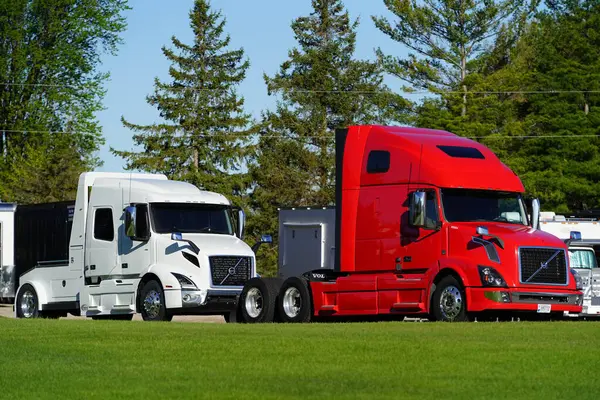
[425,191,439,229]
[569,249,598,269]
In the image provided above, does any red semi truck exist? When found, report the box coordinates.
[239,125,584,322]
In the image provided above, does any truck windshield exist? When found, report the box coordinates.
[150,203,233,235]
[441,189,527,225]
[569,249,598,269]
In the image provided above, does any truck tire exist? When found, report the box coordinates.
[15,284,40,319]
[277,277,312,323]
[224,310,238,323]
[238,278,281,323]
[140,280,173,322]
[431,275,468,322]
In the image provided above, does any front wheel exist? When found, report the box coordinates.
[16,284,40,319]
[140,280,173,322]
[430,276,468,322]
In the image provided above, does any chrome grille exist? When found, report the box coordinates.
[209,256,251,286]
[519,247,567,285]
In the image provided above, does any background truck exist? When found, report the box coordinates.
[13,172,263,321]
[0,201,74,304]
[0,203,17,302]
[237,125,583,323]
[540,211,600,317]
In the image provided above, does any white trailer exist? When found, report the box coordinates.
[540,211,600,317]
[13,172,261,321]
[0,203,16,302]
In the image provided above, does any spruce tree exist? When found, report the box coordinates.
[414,0,600,212]
[249,0,408,275]
[373,0,534,116]
[113,0,252,204]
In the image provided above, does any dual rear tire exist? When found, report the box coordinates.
[238,277,312,323]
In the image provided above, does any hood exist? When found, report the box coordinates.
[153,233,255,290]
[168,233,254,257]
[448,222,571,288]
[450,222,567,250]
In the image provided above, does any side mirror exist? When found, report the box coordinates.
[252,234,273,254]
[236,208,246,239]
[125,204,150,241]
[565,230,582,246]
[125,206,137,238]
[171,232,200,255]
[409,191,426,227]
[531,198,540,230]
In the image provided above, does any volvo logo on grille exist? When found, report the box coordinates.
[526,250,561,283]
[219,257,245,285]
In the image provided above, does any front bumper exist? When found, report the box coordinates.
[565,298,600,318]
[169,290,239,316]
[467,287,583,313]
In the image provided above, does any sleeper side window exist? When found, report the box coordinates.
[94,208,114,241]
[367,150,390,173]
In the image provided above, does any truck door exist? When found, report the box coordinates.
[85,207,118,283]
[400,189,444,278]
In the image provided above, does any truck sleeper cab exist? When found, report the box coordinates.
[563,239,600,317]
[14,172,256,322]
[237,125,583,323]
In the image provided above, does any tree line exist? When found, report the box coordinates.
[1,0,599,275]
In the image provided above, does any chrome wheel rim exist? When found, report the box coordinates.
[439,285,463,320]
[143,290,162,318]
[283,287,302,318]
[20,290,36,318]
[245,288,263,318]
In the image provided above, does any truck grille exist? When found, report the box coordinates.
[209,256,251,286]
[519,248,567,285]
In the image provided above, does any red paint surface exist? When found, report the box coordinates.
[308,125,582,317]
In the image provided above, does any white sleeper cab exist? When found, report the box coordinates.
[13,172,266,321]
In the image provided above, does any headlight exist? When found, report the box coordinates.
[478,266,508,287]
[171,272,197,290]
[570,269,583,290]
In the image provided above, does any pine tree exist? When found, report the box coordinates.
[414,0,600,212]
[249,0,408,275]
[373,0,534,116]
[112,0,252,204]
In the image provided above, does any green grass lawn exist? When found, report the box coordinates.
[0,318,598,399]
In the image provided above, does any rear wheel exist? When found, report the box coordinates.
[277,277,312,323]
[16,284,40,319]
[140,280,173,322]
[431,276,468,322]
[239,278,282,323]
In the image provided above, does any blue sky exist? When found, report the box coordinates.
[96,0,408,172]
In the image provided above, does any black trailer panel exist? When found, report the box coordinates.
[14,201,75,287]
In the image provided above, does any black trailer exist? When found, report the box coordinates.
[10,201,75,297]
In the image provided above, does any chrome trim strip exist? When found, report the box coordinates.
[517,246,569,286]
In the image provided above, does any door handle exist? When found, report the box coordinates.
[90,265,96,270]
[395,258,402,272]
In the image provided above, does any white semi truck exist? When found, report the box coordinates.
[540,211,600,317]
[12,172,264,321]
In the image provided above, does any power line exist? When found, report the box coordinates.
[0,129,95,135]
[2,82,600,95]
[0,128,597,140]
